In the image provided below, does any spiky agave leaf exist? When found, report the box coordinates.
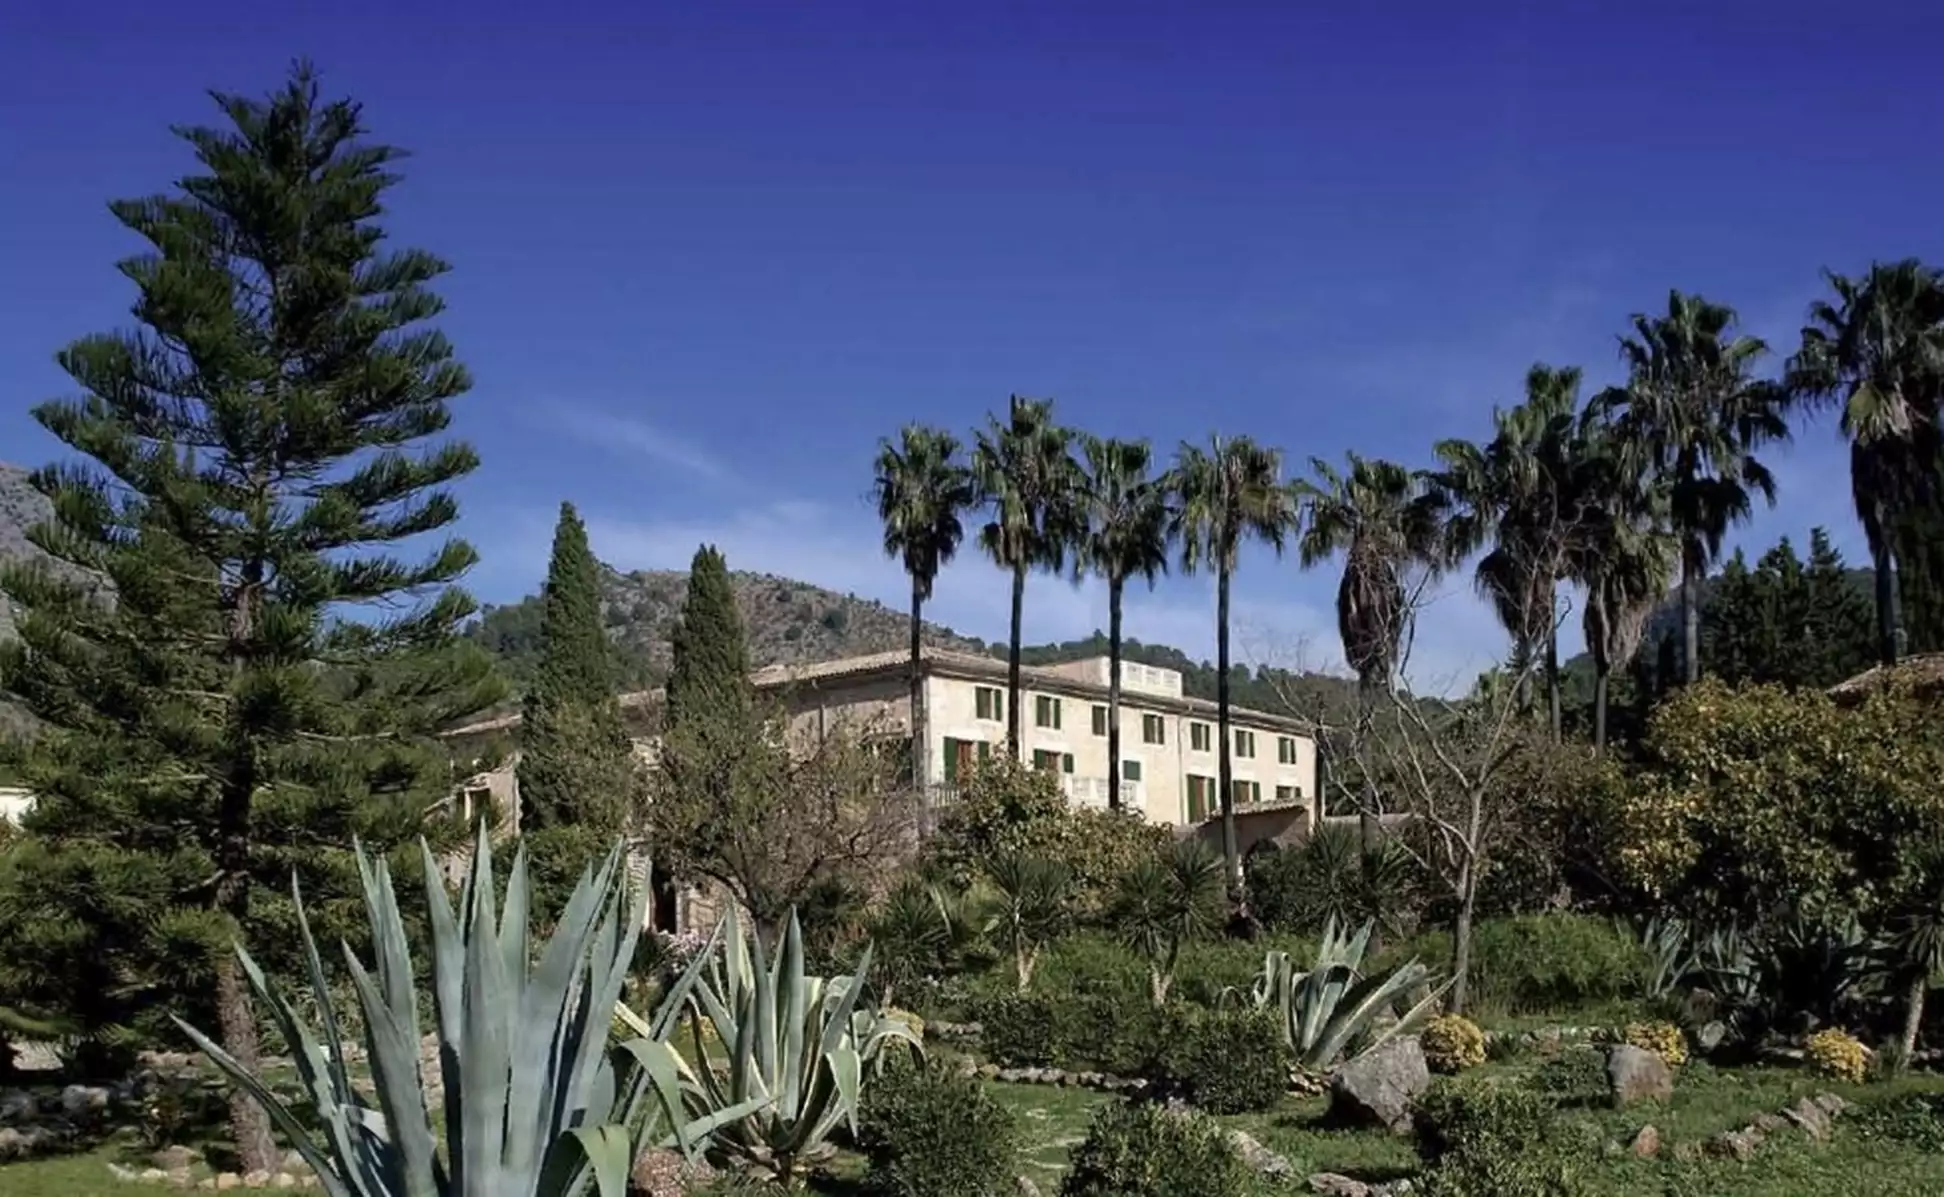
[176,824,766,1197]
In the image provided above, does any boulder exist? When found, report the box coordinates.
[1708,1128,1760,1160]
[1693,1021,1728,1053]
[1329,1037,1430,1133]
[0,1090,36,1124]
[59,1083,112,1118]
[1606,1045,1673,1107]
[1308,1174,1371,1195]
[1783,1096,1833,1141]
[153,1145,199,1173]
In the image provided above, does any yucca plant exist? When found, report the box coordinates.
[176,825,766,1197]
[1243,916,1448,1070]
[618,906,922,1187]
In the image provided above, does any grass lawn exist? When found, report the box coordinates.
[9,1060,1944,1195]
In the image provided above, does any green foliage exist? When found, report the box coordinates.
[1247,823,1418,937]
[1686,913,1880,1042]
[1850,1091,1944,1153]
[986,851,1076,991]
[1157,1006,1289,1114]
[1059,1101,1255,1197]
[0,67,502,1100]
[1612,678,1944,923]
[1699,531,1874,690]
[1421,1013,1487,1074]
[1452,915,1654,1014]
[649,906,922,1185]
[975,991,1168,1077]
[857,1059,1019,1197]
[517,503,642,847]
[1414,1081,1586,1197]
[1246,917,1446,1070]
[664,545,754,735]
[1528,1047,1609,1103]
[180,826,757,1197]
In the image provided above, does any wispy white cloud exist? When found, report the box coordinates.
[552,408,733,482]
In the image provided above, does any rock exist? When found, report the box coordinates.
[154,1146,199,1173]
[59,1083,112,1118]
[1607,1045,1674,1107]
[243,1171,273,1188]
[1708,1128,1760,1160]
[1016,1177,1042,1197]
[1783,1096,1833,1141]
[140,1168,176,1184]
[216,1175,242,1191]
[0,1127,29,1161]
[1629,1124,1661,1158]
[0,1090,36,1124]
[280,1150,307,1174]
[1694,1021,1728,1052]
[1228,1129,1293,1177]
[1329,1037,1431,1133]
[1752,1112,1786,1134]
[109,1162,144,1182]
[1815,1092,1848,1117]
[627,1147,714,1197]
[1308,1173,1372,1195]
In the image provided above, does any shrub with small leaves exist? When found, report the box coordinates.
[1158,1006,1289,1114]
[1624,1020,1687,1068]
[1806,1028,1869,1084]
[858,1059,1020,1197]
[1422,1014,1487,1074]
[1060,1101,1254,1197]
[1415,1081,1588,1197]
[1529,1047,1609,1104]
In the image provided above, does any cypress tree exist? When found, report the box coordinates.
[517,504,640,911]
[517,502,636,829]
[0,65,499,1171]
[665,545,752,735]
[1803,527,1875,686]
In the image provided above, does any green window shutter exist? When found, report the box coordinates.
[1062,753,1074,774]
[1092,705,1107,736]
[943,738,960,783]
[1123,760,1142,782]
[978,740,992,761]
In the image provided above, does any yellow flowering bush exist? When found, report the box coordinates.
[1806,1028,1869,1084]
[1624,1020,1688,1068]
[886,1007,926,1041]
[1421,1013,1487,1074]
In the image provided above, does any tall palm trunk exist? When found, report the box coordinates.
[1006,560,1026,757]
[1545,622,1562,743]
[1592,662,1611,754]
[1901,968,1929,1058]
[908,580,927,793]
[1107,576,1125,813]
[1216,568,1239,891]
[1872,509,1901,668]
[1356,671,1382,954]
[1681,540,1702,685]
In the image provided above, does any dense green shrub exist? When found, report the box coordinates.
[1247,823,1422,937]
[1060,1101,1255,1197]
[1381,915,1651,1015]
[1850,1091,1944,1152]
[1157,1006,1288,1114]
[858,1060,1020,1197]
[1528,1047,1609,1104]
[1415,1081,1586,1196]
[978,992,1167,1076]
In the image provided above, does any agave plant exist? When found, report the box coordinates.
[1242,917,1448,1070]
[1636,915,1696,999]
[176,825,766,1197]
[617,906,922,1185]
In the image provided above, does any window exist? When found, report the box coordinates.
[1122,759,1142,782]
[1185,774,1215,821]
[940,737,992,782]
[1032,749,1075,774]
[1278,736,1299,765]
[1142,713,1166,745]
[1275,784,1298,803]
[1232,779,1261,807]
[974,686,1004,722]
[1234,730,1256,759]
[1190,722,1211,752]
[1091,704,1109,736]
[1034,695,1063,730]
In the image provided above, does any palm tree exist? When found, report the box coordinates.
[1432,364,1585,736]
[1294,453,1446,850]
[1171,435,1300,889]
[1599,291,1790,685]
[1075,435,1173,811]
[872,424,977,792]
[1108,839,1226,1005]
[1571,415,1676,752]
[972,396,1084,754]
[1787,260,1944,668]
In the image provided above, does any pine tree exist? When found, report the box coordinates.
[0,65,499,1171]
[1700,550,1759,684]
[517,503,637,830]
[1803,528,1876,686]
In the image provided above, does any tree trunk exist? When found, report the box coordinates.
[1682,542,1701,686]
[1356,672,1382,954]
[1107,578,1124,813]
[1545,621,1562,743]
[1449,869,1477,1016]
[908,581,927,794]
[1902,968,1929,1059]
[1874,521,1902,669]
[214,757,276,1174]
[1593,664,1610,754]
[1007,562,1026,758]
[1217,569,1239,895]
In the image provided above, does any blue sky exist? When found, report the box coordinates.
[4,1,1942,687]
